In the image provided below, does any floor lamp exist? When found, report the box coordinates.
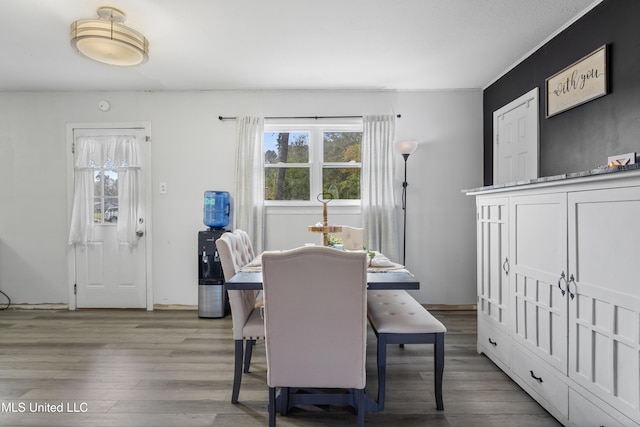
[394,140,418,266]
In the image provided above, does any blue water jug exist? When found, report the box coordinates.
[203,191,230,228]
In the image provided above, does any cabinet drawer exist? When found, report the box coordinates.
[477,322,510,368]
[569,388,638,427]
[512,343,568,418]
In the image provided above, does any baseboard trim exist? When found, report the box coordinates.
[153,304,198,310]
[3,303,69,310]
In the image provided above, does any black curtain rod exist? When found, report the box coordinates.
[218,114,401,121]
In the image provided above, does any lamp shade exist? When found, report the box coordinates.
[70,7,148,67]
[394,140,418,156]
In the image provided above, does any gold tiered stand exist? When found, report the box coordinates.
[308,194,342,246]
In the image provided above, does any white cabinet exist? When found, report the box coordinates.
[470,171,640,427]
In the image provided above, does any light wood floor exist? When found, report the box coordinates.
[0,309,561,426]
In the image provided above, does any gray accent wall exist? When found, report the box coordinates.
[483,0,640,185]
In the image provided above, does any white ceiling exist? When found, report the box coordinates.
[1,0,599,92]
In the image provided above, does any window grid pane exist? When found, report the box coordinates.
[323,132,361,162]
[265,167,310,201]
[264,132,309,164]
[323,168,360,200]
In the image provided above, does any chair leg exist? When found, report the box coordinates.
[231,340,243,403]
[269,386,277,427]
[376,334,388,411]
[434,332,445,410]
[244,339,255,373]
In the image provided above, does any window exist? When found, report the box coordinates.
[93,168,119,223]
[264,123,362,204]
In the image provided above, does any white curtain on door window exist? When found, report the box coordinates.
[234,116,265,253]
[361,115,400,262]
[69,135,143,246]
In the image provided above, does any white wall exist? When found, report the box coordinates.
[0,89,482,307]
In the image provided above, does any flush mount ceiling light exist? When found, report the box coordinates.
[70,6,149,66]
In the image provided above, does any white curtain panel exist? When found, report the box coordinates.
[69,135,142,246]
[361,115,400,262]
[68,159,95,245]
[234,116,265,253]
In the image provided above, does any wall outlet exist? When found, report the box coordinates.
[159,182,168,194]
[607,152,636,166]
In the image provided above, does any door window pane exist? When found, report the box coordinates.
[104,170,118,196]
[93,169,118,223]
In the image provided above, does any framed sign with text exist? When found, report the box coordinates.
[545,44,608,118]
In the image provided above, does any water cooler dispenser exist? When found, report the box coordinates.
[198,191,230,318]
[198,229,227,318]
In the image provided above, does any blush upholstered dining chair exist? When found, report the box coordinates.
[215,231,264,404]
[232,228,255,261]
[261,246,368,426]
[339,225,364,250]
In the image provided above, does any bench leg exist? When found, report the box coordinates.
[268,386,277,427]
[434,332,445,410]
[356,388,365,426]
[376,334,388,411]
[279,387,289,415]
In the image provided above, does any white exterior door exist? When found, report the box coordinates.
[71,127,149,309]
[493,88,539,185]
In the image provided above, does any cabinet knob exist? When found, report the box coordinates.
[557,271,567,297]
[502,257,510,275]
[529,370,543,383]
[567,274,576,300]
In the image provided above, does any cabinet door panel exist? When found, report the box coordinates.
[568,186,640,423]
[510,193,568,375]
[477,197,509,334]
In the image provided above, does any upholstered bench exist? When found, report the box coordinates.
[367,290,446,411]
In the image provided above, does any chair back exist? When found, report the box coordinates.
[262,246,367,389]
[233,229,255,262]
[216,232,258,340]
[339,225,364,250]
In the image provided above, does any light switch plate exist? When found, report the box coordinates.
[159,182,168,194]
[607,152,636,166]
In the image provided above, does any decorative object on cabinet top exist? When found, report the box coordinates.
[463,162,640,194]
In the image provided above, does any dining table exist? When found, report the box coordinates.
[225,269,419,291]
[224,250,420,292]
